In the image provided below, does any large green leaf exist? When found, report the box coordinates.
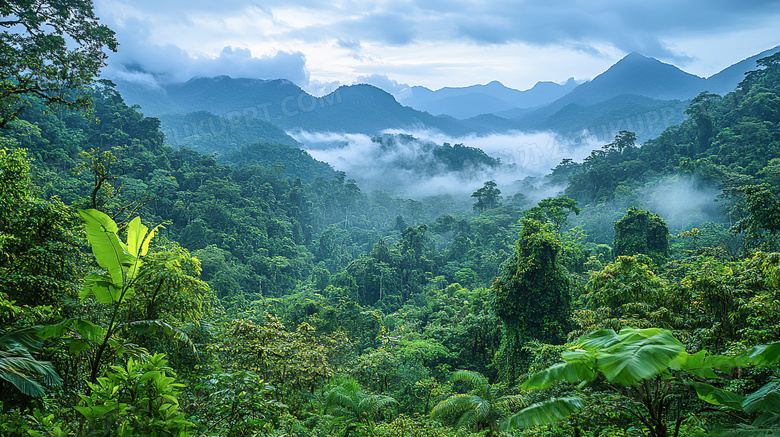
[745,342,780,367]
[743,379,780,413]
[676,350,747,378]
[577,329,620,349]
[78,209,132,287]
[676,351,718,379]
[124,216,160,281]
[687,381,745,410]
[37,318,106,351]
[80,272,126,304]
[501,397,584,430]
[521,361,595,390]
[614,327,666,345]
[125,216,147,280]
[73,319,108,344]
[125,216,148,258]
[596,329,684,386]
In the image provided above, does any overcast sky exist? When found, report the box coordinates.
[94,0,780,95]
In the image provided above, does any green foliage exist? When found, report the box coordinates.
[75,353,193,436]
[160,111,302,155]
[211,315,350,404]
[0,147,86,307]
[573,256,674,336]
[514,327,766,437]
[3,23,780,436]
[325,376,398,436]
[493,219,572,381]
[613,207,670,264]
[376,413,466,437]
[471,180,501,212]
[191,369,285,437]
[431,370,525,436]
[501,397,584,430]
[0,327,62,397]
[219,141,338,184]
[59,209,203,387]
[0,0,118,127]
[525,197,582,232]
[732,182,780,251]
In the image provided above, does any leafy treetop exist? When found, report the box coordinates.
[0,0,118,127]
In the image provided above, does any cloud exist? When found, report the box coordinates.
[97,1,310,87]
[354,74,411,97]
[291,129,601,198]
[641,176,723,232]
[102,12,310,87]
[93,0,780,91]
[105,45,309,87]
[278,1,780,59]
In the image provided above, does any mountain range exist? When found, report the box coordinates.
[114,45,780,151]
[395,78,581,119]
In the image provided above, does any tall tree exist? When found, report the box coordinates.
[613,207,670,265]
[603,130,637,154]
[0,0,118,127]
[472,180,501,212]
[685,91,721,154]
[492,219,571,382]
[525,196,581,233]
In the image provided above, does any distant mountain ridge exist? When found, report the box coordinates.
[550,53,707,107]
[117,78,470,136]
[113,45,780,147]
[397,78,579,119]
[706,45,780,95]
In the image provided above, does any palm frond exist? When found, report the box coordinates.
[451,369,489,395]
[0,347,62,397]
[715,412,780,437]
[431,394,479,419]
[0,326,43,351]
[456,409,480,430]
[501,397,584,430]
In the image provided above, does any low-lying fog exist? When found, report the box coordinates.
[291,128,727,233]
[291,129,600,198]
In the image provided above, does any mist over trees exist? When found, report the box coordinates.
[2,2,780,436]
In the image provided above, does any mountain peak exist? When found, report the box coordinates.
[553,52,706,105]
[622,52,650,61]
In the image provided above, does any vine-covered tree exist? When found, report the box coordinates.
[492,218,571,382]
[613,207,670,264]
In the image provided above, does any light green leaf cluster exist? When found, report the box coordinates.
[509,327,766,432]
[77,209,161,303]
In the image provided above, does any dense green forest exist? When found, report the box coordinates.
[2,2,780,436]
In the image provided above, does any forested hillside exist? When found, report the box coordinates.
[2,2,780,436]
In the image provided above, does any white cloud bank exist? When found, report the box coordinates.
[292,129,601,198]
